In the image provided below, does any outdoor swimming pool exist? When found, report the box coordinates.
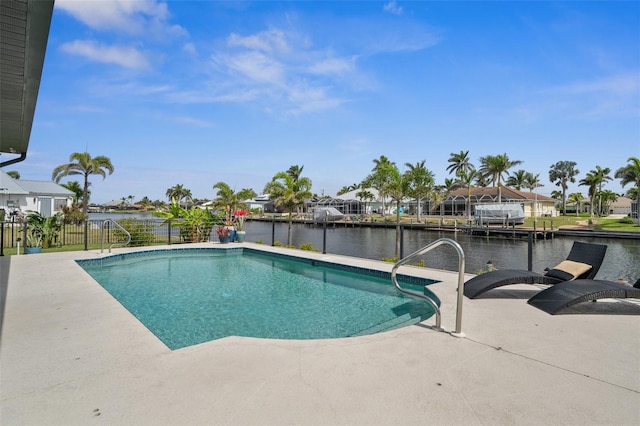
[77,248,439,349]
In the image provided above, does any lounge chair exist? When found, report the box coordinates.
[463,241,608,299]
[528,279,640,314]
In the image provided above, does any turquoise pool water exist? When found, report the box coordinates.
[77,248,439,349]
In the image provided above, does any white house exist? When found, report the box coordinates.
[0,169,73,219]
[333,188,408,215]
[608,196,633,216]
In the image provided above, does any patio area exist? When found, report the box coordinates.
[1,243,638,425]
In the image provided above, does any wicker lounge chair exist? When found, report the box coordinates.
[463,241,608,299]
[528,279,640,314]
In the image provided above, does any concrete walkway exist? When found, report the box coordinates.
[1,243,639,425]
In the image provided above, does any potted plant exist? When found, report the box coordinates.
[211,182,255,243]
[216,226,231,243]
[233,209,248,242]
[25,211,62,254]
[25,228,43,254]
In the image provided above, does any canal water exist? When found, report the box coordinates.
[242,221,640,283]
[89,213,640,282]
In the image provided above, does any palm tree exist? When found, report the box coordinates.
[404,160,435,222]
[60,180,84,205]
[337,183,360,195]
[52,152,114,215]
[524,172,543,219]
[446,150,473,178]
[579,172,598,218]
[474,173,490,188]
[442,177,461,217]
[6,170,20,179]
[599,190,618,216]
[478,153,522,201]
[165,184,192,207]
[505,169,528,190]
[524,172,542,191]
[567,193,584,217]
[548,161,579,215]
[592,165,612,216]
[336,186,350,196]
[615,157,640,225]
[386,167,410,258]
[355,189,375,216]
[286,165,304,182]
[550,190,563,200]
[362,155,396,216]
[212,182,253,226]
[580,165,612,216]
[138,196,153,211]
[457,169,478,221]
[263,171,312,246]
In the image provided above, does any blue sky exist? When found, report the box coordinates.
[9,0,640,203]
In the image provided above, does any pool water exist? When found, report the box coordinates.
[78,248,439,349]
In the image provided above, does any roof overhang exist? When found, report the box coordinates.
[0,0,54,167]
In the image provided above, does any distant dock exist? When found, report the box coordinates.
[249,217,639,240]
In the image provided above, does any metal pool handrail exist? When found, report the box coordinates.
[391,238,466,337]
[101,219,131,253]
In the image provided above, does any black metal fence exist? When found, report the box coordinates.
[0,218,188,256]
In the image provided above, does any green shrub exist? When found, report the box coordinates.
[300,242,319,252]
[273,241,282,246]
[619,216,635,224]
[381,256,398,263]
[115,219,154,247]
[255,239,263,244]
[62,204,87,225]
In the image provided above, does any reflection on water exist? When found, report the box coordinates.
[243,221,640,282]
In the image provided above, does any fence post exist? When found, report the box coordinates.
[1,222,4,256]
[271,215,276,246]
[322,217,327,254]
[84,220,88,251]
[168,219,172,245]
[527,231,533,271]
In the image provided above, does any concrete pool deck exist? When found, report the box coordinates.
[1,243,639,425]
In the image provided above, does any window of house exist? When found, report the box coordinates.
[54,198,67,212]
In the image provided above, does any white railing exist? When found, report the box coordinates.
[391,238,465,337]
[101,219,131,253]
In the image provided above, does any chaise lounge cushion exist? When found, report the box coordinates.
[545,260,592,281]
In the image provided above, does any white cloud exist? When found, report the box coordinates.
[201,27,360,114]
[227,29,291,54]
[545,72,640,117]
[308,57,356,75]
[217,51,285,85]
[555,73,639,96]
[183,43,197,55]
[56,0,186,38]
[383,1,404,16]
[286,84,347,115]
[60,40,150,69]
